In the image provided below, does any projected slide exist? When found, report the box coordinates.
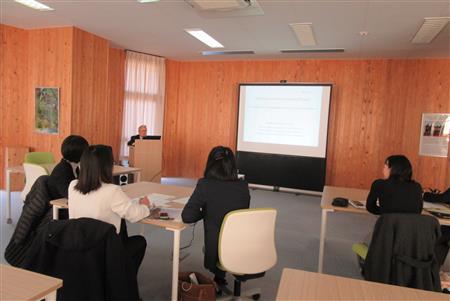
[243,86,322,146]
[237,84,331,158]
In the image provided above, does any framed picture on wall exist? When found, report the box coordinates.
[35,87,59,134]
[419,113,450,157]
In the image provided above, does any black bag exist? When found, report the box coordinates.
[423,188,450,204]
[178,272,216,301]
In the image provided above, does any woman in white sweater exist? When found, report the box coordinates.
[68,145,150,275]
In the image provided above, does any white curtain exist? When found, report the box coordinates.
[120,51,166,158]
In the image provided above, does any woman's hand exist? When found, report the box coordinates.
[139,196,151,207]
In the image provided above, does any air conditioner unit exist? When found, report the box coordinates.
[186,0,252,11]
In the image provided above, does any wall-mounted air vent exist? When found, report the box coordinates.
[184,0,263,18]
[202,50,255,56]
[280,49,345,53]
[186,0,251,11]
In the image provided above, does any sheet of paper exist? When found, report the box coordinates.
[171,197,189,205]
[423,201,448,209]
[131,193,175,207]
[148,193,175,207]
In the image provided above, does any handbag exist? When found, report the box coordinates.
[178,272,216,301]
[423,188,450,204]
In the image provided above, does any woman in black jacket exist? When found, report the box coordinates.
[366,155,423,215]
[182,146,250,286]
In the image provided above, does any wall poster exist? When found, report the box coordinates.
[419,113,450,157]
[35,87,59,134]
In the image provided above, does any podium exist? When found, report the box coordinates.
[129,140,162,183]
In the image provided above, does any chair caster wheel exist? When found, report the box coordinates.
[252,293,261,300]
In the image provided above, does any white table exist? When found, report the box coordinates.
[4,164,142,224]
[276,268,447,300]
[1,264,63,301]
[50,181,193,301]
[318,186,450,273]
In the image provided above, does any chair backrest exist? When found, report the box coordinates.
[218,208,277,275]
[21,163,49,200]
[21,218,139,301]
[365,213,441,291]
[24,152,54,164]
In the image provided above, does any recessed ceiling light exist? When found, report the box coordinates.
[14,0,54,11]
[184,29,224,48]
[137,0,160,2]
[289,23,317,46]
[412,17,450,44]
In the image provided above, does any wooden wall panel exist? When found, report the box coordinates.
[71,28,109,145]
[163,59,450,190]
[27,27,74,163]
[106,48,126,161]
[0,25,29,188]
[1,25,125,189]
[71,28,125,160]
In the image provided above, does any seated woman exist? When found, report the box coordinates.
[68,145,150,275]
[366,155,423,215]
[181,146,250,286]
[355,155,423,269]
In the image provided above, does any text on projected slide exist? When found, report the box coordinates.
[243,86,323,147]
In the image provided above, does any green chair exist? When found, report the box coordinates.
[352,242,369,275]
[24,152,55,164]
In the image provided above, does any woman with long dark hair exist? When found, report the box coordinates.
[366,155,423,215]
[182,146,250,286]
[68,145,150,275]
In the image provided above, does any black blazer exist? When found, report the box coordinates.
[181,178,250,271]
[47,159,76,199]
[366,178,423,215]
[127,135,141,146]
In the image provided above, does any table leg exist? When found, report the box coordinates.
[318,209,330,273]
[6,169,12,224]
[53,206,59,220]
[44,290,57,301]
[135,171,141,183]
[171,229,181,301]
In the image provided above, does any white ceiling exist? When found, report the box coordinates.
[1,0,449,60]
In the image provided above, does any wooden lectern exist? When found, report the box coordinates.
[129,140,162,183]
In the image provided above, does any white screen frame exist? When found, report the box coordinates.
[237,83,332,158]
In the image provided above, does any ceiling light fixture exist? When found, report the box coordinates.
[289,23,317,46]
[184,29,224,48]
[14,0,54,11]
[412,17,450,44]
[137,0,160,3]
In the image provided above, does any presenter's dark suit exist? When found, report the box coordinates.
[181,178,250,277]
[127,135,143,146]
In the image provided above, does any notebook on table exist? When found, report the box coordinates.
[349,199,366,209]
